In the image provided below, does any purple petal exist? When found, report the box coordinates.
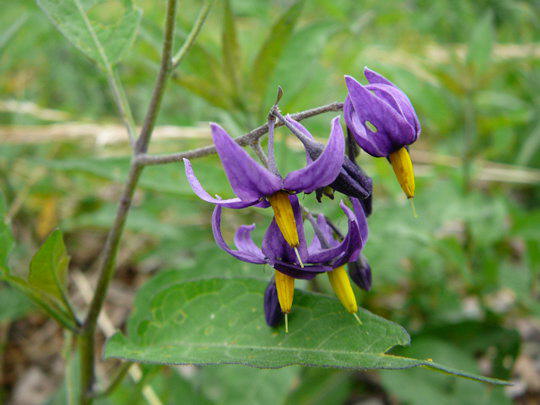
[184,159,260,208]
[307,201,361,265]
[308,214,338,256]
[283,117,345,193]
[211,123,282,200]
[344,98,392,157]
[273,263,329,280]
[344,75,416,155]
[264,280,283,327]
[367,83,421,138]
[351,198,368,245]
[211,205,266,264]
[234,224,265,258]
[364,67,396,87]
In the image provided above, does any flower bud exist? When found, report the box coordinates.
[264,280,283,327]
[347,255,372,291]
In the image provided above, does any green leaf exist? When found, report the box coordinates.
[222,0,241,94]
[249,0,304,108]
[0,285,34,322]
[380,337,510,405]
[198,365,299,405]
[0,191,13,273]
[105,276,508,385]
[36,0,142,68]
[28,229,70,302]
[0,14,28,58]
[466,12,494,76]
[284,368,352,405]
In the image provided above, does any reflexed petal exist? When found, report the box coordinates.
[273,262,329,280]
[307,201,361,265]
[211,206,266,264]
[308,214,338,256]
[345,75,415,155]
[234,224,264,258]
[184,159,259,208]
[351,198,368,245]
[211,123,282,200]
[283,117,345,193]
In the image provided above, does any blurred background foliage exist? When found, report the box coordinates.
[0,0,539,403]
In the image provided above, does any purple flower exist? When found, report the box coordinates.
[344,68,421,199]
[184,118,345,250]
[212,194,364,327]
[212,195,360,278]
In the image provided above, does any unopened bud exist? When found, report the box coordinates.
[264,280,283,327]
[348,255,372,291]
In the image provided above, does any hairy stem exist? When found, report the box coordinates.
[136,102,344,166]
[135,0,178,154]
[78,0,179,402]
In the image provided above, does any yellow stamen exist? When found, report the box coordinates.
[388,147,415,199]
[268,191,299,248]
[275,270,294,314]
[327,266,358,314]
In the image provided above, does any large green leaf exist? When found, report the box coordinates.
[249,0,304,108]
[105,276,508,385]
[36,0,142,68]
[28,229,70,302]
[0,191,13,273]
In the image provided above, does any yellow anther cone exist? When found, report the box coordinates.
[268,191,301,255]
[327,266,358,314]
[274,270,294,314]
[389,147,415,199]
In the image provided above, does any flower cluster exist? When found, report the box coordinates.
[184,68,420,330]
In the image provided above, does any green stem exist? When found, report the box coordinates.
[78,331,94,405]
[171,0,215,71]
[77,1,181,402]
[89,362,133,399]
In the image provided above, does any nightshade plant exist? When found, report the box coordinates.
[0,1,510,403]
